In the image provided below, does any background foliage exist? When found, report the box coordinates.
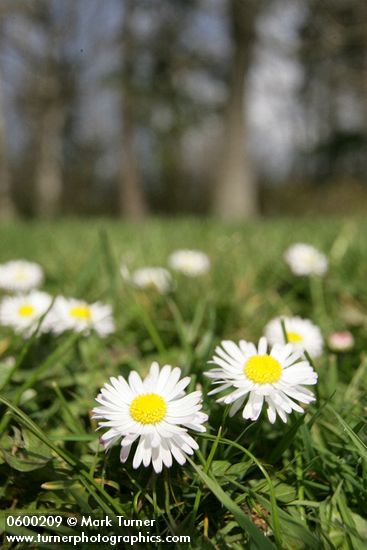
[1,0,367,219]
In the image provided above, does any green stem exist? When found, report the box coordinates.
[295,450,306,521]
[133,296,166,355]
[309,275,328,326]
[191,423,224,525]
[0,333,79,437]
[164,470,176,531]
[197,432,282,548]
[280,319,289,344]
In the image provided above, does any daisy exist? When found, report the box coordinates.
[0,260,44,292]
[264,316,324,358]
[48,296,115,337]
[168,249,210,277]
[328,331,354,352]
[130,267,172,294]
[284,243,328,276]
[0,291,52,335]
[205,337,317,423]
[92,362,208,473]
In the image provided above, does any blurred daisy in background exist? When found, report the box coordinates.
[0,260,44,292]
[1,356,16,368]
[130,267,172,294]
[328,330,354,352]
[49,297,115,337]
[264,316,324,358]
[205,336,317,423]
[284,243,328,276]
[0,291,52,335]
[168,249,210,277]
[93,362,208,473]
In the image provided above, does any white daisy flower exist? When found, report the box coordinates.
[284,243,328,276]
[264,316,324,358]
[1,356,16,368]
[328,331,354,352]
[168,249,210,277]
[92,362,208,473]
[49,296,115,337]
[205,337,317,424]
[130,267,172,294]
[0,291,52,336]
[0,260,44,292]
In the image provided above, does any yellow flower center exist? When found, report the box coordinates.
[146,280,158,290]
[286,331,303,343]
[130,393,167,424]
[15,269,27,281]
[184,258,194,268]
[18,304,35,317]
[69,305,91,321]
[244,355,282,384]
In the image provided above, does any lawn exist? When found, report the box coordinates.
[0,217,366,549]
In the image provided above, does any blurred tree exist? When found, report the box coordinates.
[299,0,367,181]
[0,67,17,219]
[213,0,259,219]
[33,71,65,218]
[118,0,148,219]
[4,0,79,218]
[32,2,76,218]
[145,0,205,213]
[144,1,189,213]
[0,13,17,219]
[2,0,267,218]
[117,0,206,216]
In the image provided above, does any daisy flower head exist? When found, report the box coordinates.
[131,267,172,294]
[264,316,324,358]
[168,249,210,277]
[205,337,317,424]
[49,296,115,337]
[284,243,328,276]
[328,330,354,352]
[0,291,52,336]
[93,362,208,474]
[0,260,44,292]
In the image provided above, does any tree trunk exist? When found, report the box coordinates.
[0,70,17,219]
[34,102,64,218]
[119,0,148,220]
[213,0,258,220]
[119,96,148,219]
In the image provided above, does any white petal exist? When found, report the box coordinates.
[160,367,182,398]
[156,365,172,392]
[243,393,264,421]
[266,403,277,424]
[152,447,163,473]
[221,340,245,362]
[166,376,191,400]
[229,398,246,417]
[128,371,144,394]
[159,440,173,468]
[132,437,145,469]
[258,337,268,355]
[120,444,132,463]
[170,443,186,465]
[142,440,152,467]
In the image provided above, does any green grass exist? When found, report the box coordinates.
[0,217,366,549]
